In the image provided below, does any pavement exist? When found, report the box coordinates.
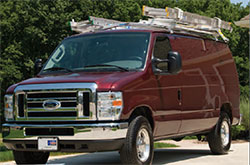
[1,140,249,165]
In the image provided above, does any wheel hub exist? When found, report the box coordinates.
[221,121,230,146]
[136,128,150,162]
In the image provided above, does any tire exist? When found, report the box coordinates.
[172,137,184,142]
[207,112,232,154]
[13,150,50,164]
[120,116,154,165]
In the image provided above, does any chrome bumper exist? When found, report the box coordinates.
[2,122,128,140]
[2,122,128,152]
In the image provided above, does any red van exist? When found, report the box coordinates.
[3,29,240,164]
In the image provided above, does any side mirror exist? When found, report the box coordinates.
[34,59,43,75]
[167,51,182,74]
[152,51,182,74]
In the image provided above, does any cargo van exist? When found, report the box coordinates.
[3,6,240,165]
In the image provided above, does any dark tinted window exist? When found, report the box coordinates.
[42,32,150,74]
[153,36,171,59]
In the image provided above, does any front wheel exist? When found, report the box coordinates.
[13,150,50,164]
[207,112,232,154]
[120,116,154,165]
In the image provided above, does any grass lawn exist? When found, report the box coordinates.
[0,135,14,162]
[154,142,179,148]
[0,150,13,162]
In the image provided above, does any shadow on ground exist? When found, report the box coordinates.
[48,148,213,164]
[153,148,212,164]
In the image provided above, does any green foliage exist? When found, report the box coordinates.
[240,97,249,131]
[0,135,13,162]
[0,150,13,162]
[184,136,197,140]
[154,142,179,148]
[0,0,248,112]
[232,125,245,140]
[232,98,249,139]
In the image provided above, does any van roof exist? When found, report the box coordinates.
[67,29,226,43]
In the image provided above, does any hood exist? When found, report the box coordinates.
[7,71,144,93]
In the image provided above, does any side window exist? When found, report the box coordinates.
[153,36,171,59]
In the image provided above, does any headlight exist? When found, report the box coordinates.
[4,95,14,120]
[97,92,123,120]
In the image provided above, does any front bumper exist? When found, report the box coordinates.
[2,122,128,152]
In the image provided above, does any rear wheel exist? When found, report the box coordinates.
[120,116,154,165]
[13,150,50,164]
[207,112,231,154]
[172,137,184,142]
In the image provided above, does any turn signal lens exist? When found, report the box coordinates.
[112,100,122,106]
[4,95,14,120]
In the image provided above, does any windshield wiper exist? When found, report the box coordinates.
[43,67,73,72]
[84,64,129,72]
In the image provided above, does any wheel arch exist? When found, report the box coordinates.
[220,102,233,123]
[128,105,155,132]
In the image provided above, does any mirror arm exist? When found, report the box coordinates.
[154,68,163,73]
[152,58,169,64]
[34,59,43,75]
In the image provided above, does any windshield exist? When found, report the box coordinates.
[41,32,150,74]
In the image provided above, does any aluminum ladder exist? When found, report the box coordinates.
[69,6,232,42]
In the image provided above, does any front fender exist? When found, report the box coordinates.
[119,91,158,120]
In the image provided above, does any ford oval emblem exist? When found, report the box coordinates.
[43,100,61,110]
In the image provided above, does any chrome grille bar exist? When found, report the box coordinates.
[27,97,77,101]
[14,83,97,121]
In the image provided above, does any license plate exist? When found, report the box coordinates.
[38,137,58,151]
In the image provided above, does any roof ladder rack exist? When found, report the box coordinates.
[69,6,232,42]
[142,6,232,42]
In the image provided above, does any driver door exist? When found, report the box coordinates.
[153,34,182,137]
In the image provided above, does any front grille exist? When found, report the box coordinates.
[14,85,94,120]
[27,92,76,98]
[27,92,77,110]
[28,111,77,117]
[26,91,78,118]
[82,92,90,116]
[25,128,74,136]
[27,102,77,108]
[17,94,25,117]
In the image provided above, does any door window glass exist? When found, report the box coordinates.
[153,36,171,60]
[153,36,171,70]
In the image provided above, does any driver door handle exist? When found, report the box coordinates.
[178,89,181,101]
